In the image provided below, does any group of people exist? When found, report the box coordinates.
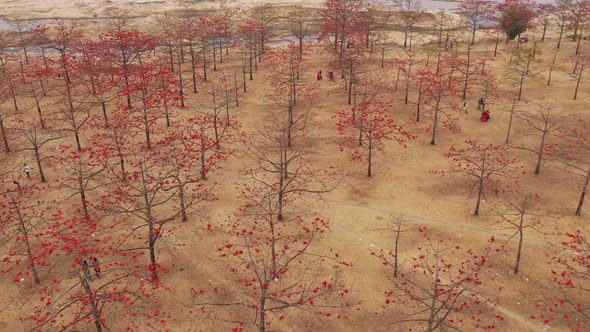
[477,97,491,122]
[462,97,491,122]
[81,257,101,280]
[317,70,335,81]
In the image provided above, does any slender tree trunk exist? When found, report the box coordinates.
[547,48,559,86]
[34,148,46,183]
[190,42,198,93]
[200,148,207,180]
[463,44,471,100]
[101,101,109,128]
[78,176,90,220]
[575,167,590,216]
[557,21,565,49]
[474,178,484,216]
[505,96,517,143]
[0,117,9,153]
[575,25,584,55]
[177,48,185,108]
[514,217,524,275]
[179,183,187,222]
[393,225,400,278]
[202,48,208,81]
[16,209,40,284]
[518,72,525,100]
[534,132,547,175]
[574,64,584,100]
[367,140,372,178]
[541,21,548,42]
[348,59,353,105]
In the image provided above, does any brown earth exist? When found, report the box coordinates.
[1,5,589,332]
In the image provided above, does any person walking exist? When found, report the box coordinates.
[462,101,467,114]
[24,164,31,179]
[82,260,91,280]
[477,98,485,112]
[91,257,101,278]
[317,70,323,81]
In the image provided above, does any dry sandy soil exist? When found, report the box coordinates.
[0,3,589,332]
[0,0,327,19]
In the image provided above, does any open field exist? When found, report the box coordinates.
[0,1,589,332]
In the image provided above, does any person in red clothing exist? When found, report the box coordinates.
[481,110,490,122]
[316,70,323,81]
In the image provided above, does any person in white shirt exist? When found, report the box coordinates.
[24,164,31,179]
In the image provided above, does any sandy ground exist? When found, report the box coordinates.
[0,0,327,20]
[0,6,589,332]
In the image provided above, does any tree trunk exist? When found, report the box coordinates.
[518,72,525,100]
[78,176,90,220]
[574,64,584,100]
[0,118,10,152]
[534,132,546,175]
[74,130,82,152]
[514,216,524,275]
[474,178,484,216]
[35,148,46,183]
[548,48,559,86]
[557,21,565,49]
[505,96,517,143]
[202,48,208,81]
[16,208,40,285]
[190,43,198,93]
[179,184,187,222]
[575,167,590,216]
[101,101,109,128]
[430,91,441,145]
[463,44,471,100]
[348,59,353,105]
[200,149,207,180]
[541,21,548,42]
[367,140,372,178]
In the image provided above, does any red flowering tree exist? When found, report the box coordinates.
[89,110,133,182]
[497,0,537,40]
[535,230,590,331]
[516,102,563,175]
[100,149,210,280]
[492,193,545,275]
[547,118,590,215]
[34,19,82,85]
[264,42,317,148]
[193,187,354,331]
[125,63,181,149]
[0,178,49,286]
[382,234,503,331]
[14,117,65,183]
[96,28,158,108]
[27,210,163,332]
[459,0,495,45]
[437,138,523,216]
[77,42,119,128]
[176,115,229,181]
[336,101,415,177]
[415,53,465,145]
[54,145,105,221]
[320,0,365,68]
